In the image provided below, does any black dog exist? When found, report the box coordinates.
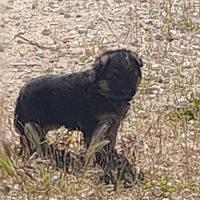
[14,48,143,155]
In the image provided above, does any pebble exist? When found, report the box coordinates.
[36,50,45,58]
[78,28,86,34]
[12,15,21,20]
[58,50,65,57]
[145,85,160,94]
[22,75,31,82]
[3,18,9,24]
[183,61,190,67]
[163,78,170,84]
[49,55,58,63]
[10,62,25,66]
[19,29,26,34]
[62,37,68,43]
[49,2,59,9]
[155,33,164,41]
[193,12,198,19]
[0,45,4,52]
[15,22,20,26]
[50,21,60,26]
[52,176,60,185]
[155,75,164,83]
[170,30,177,36]
[151,64,160,70]
[32,3,37,9]
[152,187,162,197]
[19,51,25,57]
[26,62,38,66]
[59,9,65,15]
[138,110,149,119]
[64,13,71,18]
[42,28,52,36]
[177,98,189,107]
[17,66,23,72]
[13,184,19,190]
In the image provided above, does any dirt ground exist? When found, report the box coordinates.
[0,0,200,199]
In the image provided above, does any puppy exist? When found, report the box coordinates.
[14,48,143,155]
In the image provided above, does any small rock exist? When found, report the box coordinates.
[13,184,19,190]
[115,0,122,3]
[163,78,170,84]
[76,14,81,18]
[152,64,160,70]
[62,37,68,43]
[155,75,164,83]
[193,37,199,45]
[0,45,4,52]
[170,30,177,36]
[78,28,86,34]
[58,50,65,57]
[193,12,198,19]
[138,111,148,119]
[49,55,58,63]
[32,3,37,9]
[22,75,31,82]
[3,18,9,24]
[145,85,160,94]
[19,29,26,34]
[59,9,65,15]
[19,51,25,57]
[69,30,77,35]
[36,50,45,58]
[15,22,20,26]
[153,187,162,197]
[26,62,38,67]
[183,61,190,67]
[85,49,92,56]
[108,17,115,21]
[10,62,25,66]
[12,15,20,20]
[155,34,164,41]
[52,176,60,185]
[50,21,60,26]
[64,13,71,18]
[177,98,188,107]
[17,66,23,72]
[42,28,52,36]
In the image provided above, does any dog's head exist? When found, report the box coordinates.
[93,49,143,101]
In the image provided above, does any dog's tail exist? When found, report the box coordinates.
[14,96,25,135]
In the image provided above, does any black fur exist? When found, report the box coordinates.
[14,48,143,154]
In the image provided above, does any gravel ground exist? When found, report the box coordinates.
[0,0,200,199]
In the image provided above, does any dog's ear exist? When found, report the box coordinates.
[93,50,119,74]
[93,53,109,73]
[134,55,143,68]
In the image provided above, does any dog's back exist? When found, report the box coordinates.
[14,70,97,135]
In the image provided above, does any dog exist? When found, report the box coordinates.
[14,48,143,157]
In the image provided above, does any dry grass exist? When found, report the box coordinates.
[0,0,200,199]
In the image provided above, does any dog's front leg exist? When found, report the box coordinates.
[103,117,121,153]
